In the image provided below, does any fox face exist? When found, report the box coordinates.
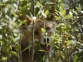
[18,15,57,62]
[19,15,57,50]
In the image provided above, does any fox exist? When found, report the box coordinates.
[18,14,57,62]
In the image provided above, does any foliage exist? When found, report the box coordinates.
[0,0,83,62]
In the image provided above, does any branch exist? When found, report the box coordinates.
[62,45,77,62]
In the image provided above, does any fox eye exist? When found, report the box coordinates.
[34,31,39,35]
[45,27,51,31]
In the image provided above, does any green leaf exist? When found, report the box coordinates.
[41,28,46,33]
[59,6,64,12]
[73,53,79,62]
[77,4,81,11]
[36,1,42,7]
[7,53,12,57]
[1,57,7,61]
[55,16,61,21]
[10,51,18,57]
[38,50,45,52]
[0,4,4,6]
[22,46,31,52]
[20,0,24,2]
[64,14,73,19]
[61,10,66,16]
[15,44,20,51]
[19,20,26,26]
[45,10,50,16]
[67,40,73,46]
[58,0,62,3]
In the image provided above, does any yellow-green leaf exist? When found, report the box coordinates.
[61,10,66,16]
[38,50,45,52]
[20,0,24,2]
[78,4,81,11]
[15,44,20,51]
[59,6,63,12]
[0,4,4,6]
[41,28,46,33]
[1,57,7,61]
[55,16,61,21]
[64,14,73,19]
[19,20,26,26]
[67,40,73,46]
[58,0,62,2]
[45,10,50,16]
[36,1,42,7]
[10,51,18,57]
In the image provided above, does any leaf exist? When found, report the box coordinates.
[55,16,61,21]
[59,6,64,12]
[45,10,50,16]
[36,1,42,7]
[20,0,24,2]
[0,4,4,6]
[19,20,26,26]
[1,57,7,61]
[10,51,18,57]
[67,40,73,46]
[61,10,66,16]
[77,4,81,11]
[58,0,62,3]
[38,50,45,52]
[73,53,79,62]
[64,14,73,19]
[7,53,12,57]
[59,3,64,13]
[15,44,20,51]
[22,46,31,52]
[41,28,46,33]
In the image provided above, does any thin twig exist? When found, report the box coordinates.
[62,45,77,62]
[31,0,35,62]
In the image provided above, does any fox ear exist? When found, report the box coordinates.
[34,19,43,24]
[25,15,32,25]
[18,14,32,25]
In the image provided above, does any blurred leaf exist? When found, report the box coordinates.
[77,4,81,12]
[59,5,64,12]
[0,3,4,6]
[22,46,31,52]
[10,51,18,57]
[15,44,20,51]
[45,10,50,16]
[67,40,73,46]
[73,53,79,62]
[61,10,66,16]
[38,50,45,52]
[64,14,73,19]
[41,28,46,33]
[36,1,42,7]
[55,16,61,21]
[58,0,62,2]
[19,20,26,26]
[20,0,24,2]
[7,53,12,57]
[1,57,7,61]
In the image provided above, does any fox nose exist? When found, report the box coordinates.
[43,38,50,51]
[44,38,49,43]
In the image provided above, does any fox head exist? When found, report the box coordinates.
[18,15,57,51]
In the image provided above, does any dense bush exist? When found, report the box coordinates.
[0,0,83,62]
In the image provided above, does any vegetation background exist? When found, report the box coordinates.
[0,0,83,62]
